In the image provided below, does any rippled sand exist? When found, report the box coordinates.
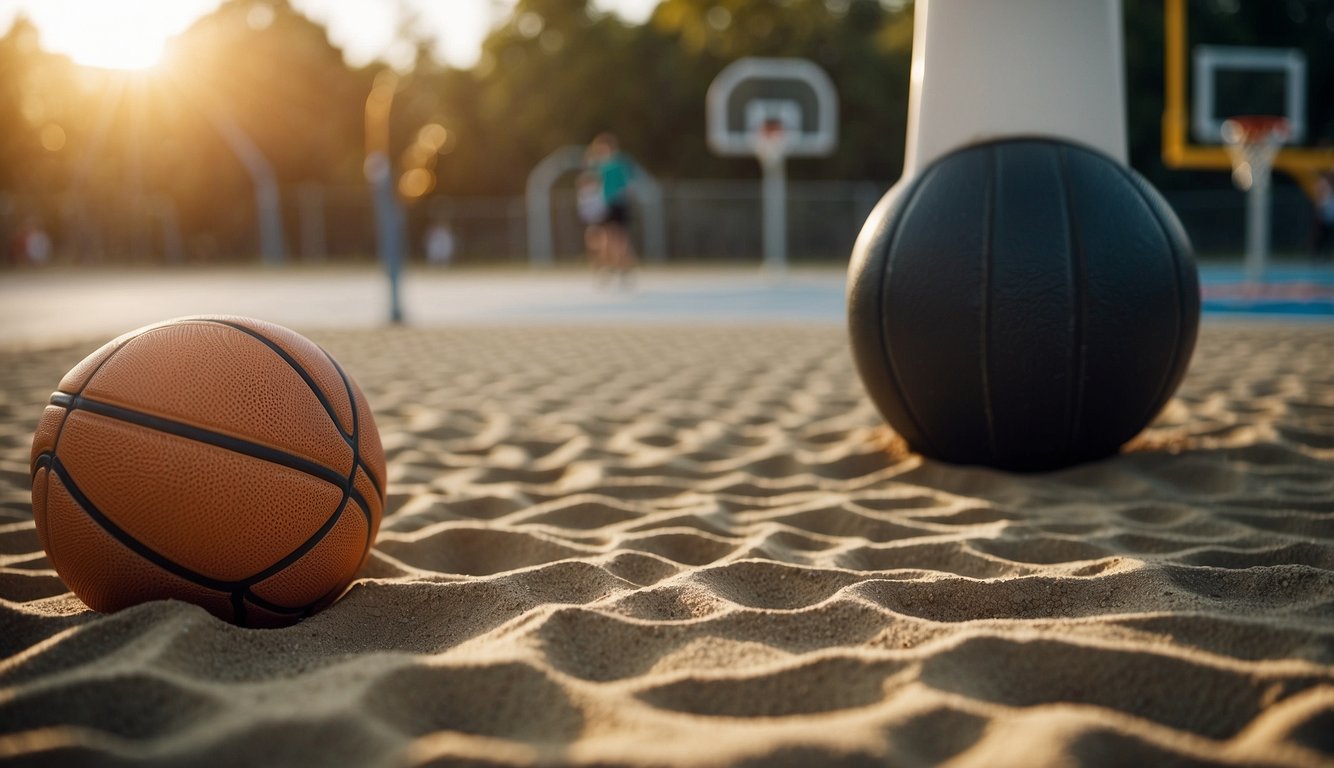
[1,324,1332,767]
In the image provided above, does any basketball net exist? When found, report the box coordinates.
[1221,116,1289,191]
[753,121,788,168]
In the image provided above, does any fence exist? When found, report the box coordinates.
[1,180,1322,268]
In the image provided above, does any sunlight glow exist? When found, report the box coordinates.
[7,0,222,71]
[0,0,659,72]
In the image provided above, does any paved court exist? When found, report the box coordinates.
[0,267,850,346]
[2,263,1330,347]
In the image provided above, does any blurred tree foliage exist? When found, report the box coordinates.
[0,0,1327,262]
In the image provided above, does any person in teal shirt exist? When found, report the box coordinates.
[588,133,635,285]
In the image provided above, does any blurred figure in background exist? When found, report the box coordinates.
[577,170,607,272]
[587,132,635,288]
[11,216,51,266]
[1313,170,1334,261]
[425,220,455,267]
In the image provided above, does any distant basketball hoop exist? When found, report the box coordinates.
[1221,115,1290,282]
[1221,115,1290,191]
[707,58,838,271]
[752,118,789,168]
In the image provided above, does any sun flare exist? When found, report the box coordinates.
[16,1,222,71]
[68,36,165,72]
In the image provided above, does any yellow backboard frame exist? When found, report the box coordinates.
[1162,0,1334,199]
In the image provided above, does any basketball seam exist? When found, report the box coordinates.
[326,352,378,562]
[1105,161,1189,430]
[241,496,352,594]
[235,340,372,615]
[244,591,308,616]
[356,453,383,502]
[245,578,350,622]
[49,392,355,493]
[1058,147,1089,457]
[48,457,234,592]
[323,347,383,505]
[206,319,373,613]
[50,389,373,624]
[51,436,357,626]
[38,327,152,575]
[32,453,53,550]
[978,146,999,464]
[876,166,943,458]
[203,319,355,440]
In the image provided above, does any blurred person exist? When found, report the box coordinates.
[576,171,608,272]
[15,216,51,266]
[587,133,636,288]
[1313,170,1334,261]
[425,221,455,266]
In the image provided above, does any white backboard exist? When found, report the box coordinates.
[1192,46,1307,144]
[706,58,838,158]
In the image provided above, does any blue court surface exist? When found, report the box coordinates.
[1198,264,1334,318]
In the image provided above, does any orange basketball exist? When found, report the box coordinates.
[29,316,386,628]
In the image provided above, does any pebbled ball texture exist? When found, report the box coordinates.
[29,316,386,627]
[847,138,1200,471]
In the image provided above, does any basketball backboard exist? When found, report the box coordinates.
[1163,0,1334,196]
[706,58,837,158]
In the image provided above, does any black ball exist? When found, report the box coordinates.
[847,138,1200,471]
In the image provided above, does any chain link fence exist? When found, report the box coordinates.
[2,180,1323,268]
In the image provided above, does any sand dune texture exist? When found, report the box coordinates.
[2,324,1333,767]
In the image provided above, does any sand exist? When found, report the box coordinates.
[1,323,1332,767]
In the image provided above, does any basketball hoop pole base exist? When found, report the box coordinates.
[760,153,787,273]
[1243,173,1271,283]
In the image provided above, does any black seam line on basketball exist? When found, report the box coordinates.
[49,389,365,587]
[202,319,355,442]
[40,325,147,544]
[348,487,373,524]
[49,392,351,493]
[230,592,249,627]
[307,580,352,616]
[876,165,942,458]
[240,495,349,587]
[49,457,236,592]
[320,349,368,528]
[1106,161,1186,428]
[979,145,999,464]
[234,346,364,592]
[355,456,383,501]
[39,404,67,551]
[1058,147,1088,456]
[330,340,380,502]
[247,577,346,617]
[49,327,140,456]
[326,351,378,560]
[242,590,306,614]
[32,453,54,549]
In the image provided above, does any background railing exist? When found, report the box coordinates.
[1,181,1322,268]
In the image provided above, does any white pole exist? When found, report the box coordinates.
[1244,170,1271,282]
[906,0,1126,175]
[204,106,286,265]
[760,153,787,272]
